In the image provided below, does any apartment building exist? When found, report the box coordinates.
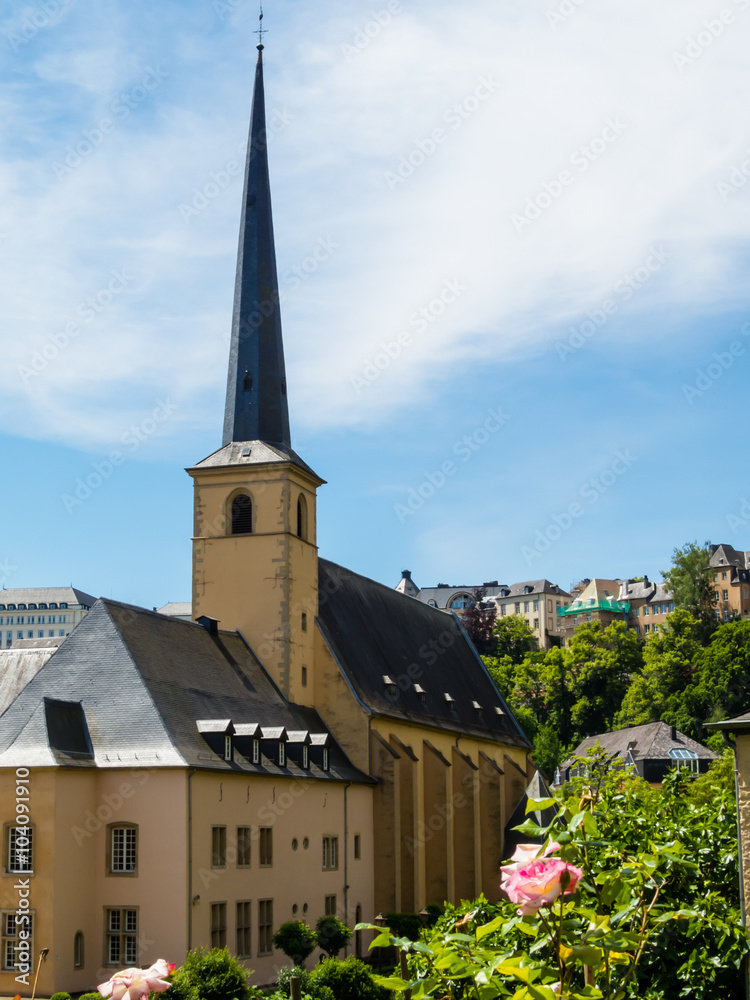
[0,587,96,648]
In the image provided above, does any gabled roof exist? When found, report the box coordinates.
[0,587,96,608]
[710,544,750,570]
[0,645,59,716]
[561,721,716,770]
[189,440,321,481]
[0,599,368,782]
[316,559,530,748]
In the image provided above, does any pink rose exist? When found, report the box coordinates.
[99,959,172,1000]
[501,845,582,916]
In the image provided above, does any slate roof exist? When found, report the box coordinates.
[493,580,569,600]
[188,440,322,482]
[316,559,530,747]
[561,721,716,770]
[710,544,750,570]
[0,599,368,781]
[0,587,96,608]
[0,645,59,716]
[706,711,750,732]
[157,602,193,619]
[619,580,673,603]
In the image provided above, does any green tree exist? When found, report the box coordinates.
[693,618,750,723]
[492,614,537,662]
[315,915,352,958]
[272,921,317,967]
[567,620,643,739]
[662,540,717,638]
[169,948,250,1000]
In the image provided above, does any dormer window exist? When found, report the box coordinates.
[224,735,232,762]
[444,693,455,708]
[414,683,426,703]
[49,603,57,609]
[38,604,47,610]
[18,604,26,610]
[322,748,329,771]
[278,742,286,767]
[302,745,309,769]
[7,605,15,610]
[383,675,397,698]
[28,604,36,610]
[472,700,484,720]
[252,739,260,764]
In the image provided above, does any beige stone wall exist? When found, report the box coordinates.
[734,735,750,922]
[190,463,320,701]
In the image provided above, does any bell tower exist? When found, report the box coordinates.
[188,42,324,703]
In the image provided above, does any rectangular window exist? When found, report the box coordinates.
[533,618,539,629]
[354,834,361,860]
[237,827,251,868]
[514,603,520,614]
[643,607,649,616]
[548,600,553,612]
[322,836,339,871]
[722,571,728,580]
[236,901,252,958]
[644,624,650,634]
[301,612,308,632]
[723,590,729,602]
[110,826,137,873]
[2,912,33,972]
[210,903,227,949]
[302,745,309,769]
[8,826,33,874]
[534,600,539,611]
[500,604,506,616]
[259,827,273,867]
[211,827,227,868]
[724,609,731,622]
[278,742,286,767]
[325,895,337,916]
[252,739,260,764]
[634,607,639,617]
[224,735,232,762]
[524,601,529,612]
[258,899,273,956]
[105,908,137,966]
[653,624,659,634]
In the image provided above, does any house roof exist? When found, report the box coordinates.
[0,599,369,781]
[156,602,193,618]
[0,587,96,608]
[561,721,717,770]
[710,544,750,570]
[706,711,750,732]
[0,645,59,716]
[619,579,673,604]
[316,559,530,747]
[188,441,322,482]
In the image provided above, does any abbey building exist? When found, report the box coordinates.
[0,44,530,994]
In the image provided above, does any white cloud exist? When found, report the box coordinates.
[0,0,748,451]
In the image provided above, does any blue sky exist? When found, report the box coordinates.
[2,0,749,608]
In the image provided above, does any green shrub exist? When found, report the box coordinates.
[309,957,391,1000]
[314,915,352,958]
[272,920,317,966]
[78,993,103,1000]
[383,912,421,941]
[167,946,250,1000]
[51,993,71,1000]
[275,966,334,1000]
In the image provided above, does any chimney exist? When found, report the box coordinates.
[401,570,412,580]
[670,724,677,741]
[643,575,649,586]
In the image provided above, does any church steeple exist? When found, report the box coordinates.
[223,42,291,451]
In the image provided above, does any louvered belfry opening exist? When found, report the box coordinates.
[231,494,253,534]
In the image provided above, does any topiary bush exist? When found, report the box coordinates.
[272,920,317,967]
[167,947,250,1000]
[314,915,352,958]
[309,957,391,1000]
[50,993,71,1000]
[78,993,103,1000]
[274,966,334,1000]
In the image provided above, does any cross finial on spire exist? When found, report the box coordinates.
[254,6,266,49]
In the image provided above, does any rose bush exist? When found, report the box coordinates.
[98,959,172,1000]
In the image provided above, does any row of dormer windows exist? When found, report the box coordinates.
[0,602,69,611]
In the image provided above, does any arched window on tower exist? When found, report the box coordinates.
[231,494,253,535]
[296,494,308,540]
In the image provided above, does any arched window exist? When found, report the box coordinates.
[231,494,253,535]
[296,494,308,540]
[74,931,84,969]
[449,593,472,611]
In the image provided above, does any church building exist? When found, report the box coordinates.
[0,42,530,995]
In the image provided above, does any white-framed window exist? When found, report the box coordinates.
[322,836,339,871]
[669,748,699,774]
[109,826,137,874]
[322,748,329,771]
[2,911,33,972]
[105,908,137,966]
[8,826,33,874]
[524,601,530,612]
[278,742,286,766]
[224,735,232,762]
[302,745,309,769]
[534,600,539,611]
[252,738,260,764]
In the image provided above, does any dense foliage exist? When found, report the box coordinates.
[315,915,353,958]
[272,920,318,966]
[362,751,748,999]
[482,541,750,773]
[168,947,250,1000]
[271,958,391,1000]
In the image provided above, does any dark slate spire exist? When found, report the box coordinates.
[223,44,291,450]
